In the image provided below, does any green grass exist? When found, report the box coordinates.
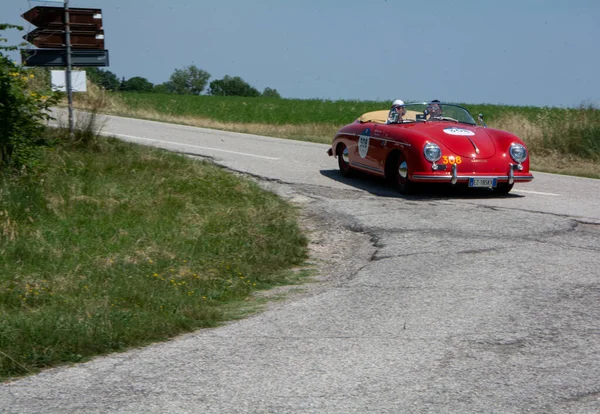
[0,137,308,380]
[115,93,388,125]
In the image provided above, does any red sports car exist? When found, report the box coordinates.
[327,102,533,194]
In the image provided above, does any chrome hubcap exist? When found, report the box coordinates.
[398,160,408,178]
[342,148,349,163]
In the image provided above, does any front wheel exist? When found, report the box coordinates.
[337,143,355,178]
[388,151,415,194]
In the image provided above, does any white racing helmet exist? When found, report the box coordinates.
[388,99,406,123]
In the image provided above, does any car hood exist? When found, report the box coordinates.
[423,123,496,158]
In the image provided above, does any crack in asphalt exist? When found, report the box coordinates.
[561,389,600,403]
[475,201,599,222]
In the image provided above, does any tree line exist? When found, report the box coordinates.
[86,65,281,98]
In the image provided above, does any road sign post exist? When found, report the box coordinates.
[21,2,108,137]
[65,0,73,136]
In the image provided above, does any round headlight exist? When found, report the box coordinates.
[423,142,442,162]
[509,143,527,163]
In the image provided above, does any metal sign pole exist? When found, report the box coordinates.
[64,0,74,137]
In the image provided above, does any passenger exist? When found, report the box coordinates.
[388,99,406,123]
[425,99,442,119]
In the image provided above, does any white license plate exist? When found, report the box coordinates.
[469,178,497,188]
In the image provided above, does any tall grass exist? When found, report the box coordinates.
[0,138,308,380]
[537,105,600,159]
[490,105,600,160]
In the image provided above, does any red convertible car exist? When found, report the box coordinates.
[327,102,533,194]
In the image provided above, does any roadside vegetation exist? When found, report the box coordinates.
[488,105,600,178]
[1,25,307,381]
[0,136,308,381]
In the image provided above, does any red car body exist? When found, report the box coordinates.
[327,102,533,194]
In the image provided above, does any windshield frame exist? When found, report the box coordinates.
[387,102,477,126]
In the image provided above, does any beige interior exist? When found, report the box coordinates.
[358,109,421,124]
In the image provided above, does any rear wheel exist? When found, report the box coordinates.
[493,182,514,194]
[388,151,415,194]
[337,143,354,178]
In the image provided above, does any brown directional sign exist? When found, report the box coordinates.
[21,6,108,67]
[21,48,109,67]
[21,7,103,30]
[24,28,105,49]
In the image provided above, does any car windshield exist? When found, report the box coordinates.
[388,102,476,125]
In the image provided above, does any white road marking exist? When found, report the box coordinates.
[110,133,280,160]
[513,189,560,196]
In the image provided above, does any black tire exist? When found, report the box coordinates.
[493,182,514,194]
[388,151,415,194]
[337,143,354,178]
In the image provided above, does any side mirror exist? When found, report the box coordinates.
[478,113,488,128]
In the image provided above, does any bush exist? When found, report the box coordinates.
[208,75,260,97]
[0,23,60,172]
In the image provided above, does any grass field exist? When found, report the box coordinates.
[0,137,308,380]
[73,90,600,178]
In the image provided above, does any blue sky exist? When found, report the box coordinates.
[1,0,599,107]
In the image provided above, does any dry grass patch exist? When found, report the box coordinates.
[489,114,544,152]
[0,210,19,241]
[529,152,600,179]
[491,113,600,178]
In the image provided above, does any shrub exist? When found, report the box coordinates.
[0,24,60,172]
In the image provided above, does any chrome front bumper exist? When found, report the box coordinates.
[412,163,534,184]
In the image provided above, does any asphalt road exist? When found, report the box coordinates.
[2,113,600,413]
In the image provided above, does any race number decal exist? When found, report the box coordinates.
[442,155,462,164]
[443,127,475,136]
[358,128,370,159]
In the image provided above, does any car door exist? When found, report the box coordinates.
[365,123,389,176]
[351,124,378,173]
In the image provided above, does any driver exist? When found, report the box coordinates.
[425,99,442,119]
[388,99,406,123]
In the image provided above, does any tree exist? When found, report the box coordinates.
[85,67,120,91]
[208,75,260,97]
[262,87,281,98]
[153,82,174,94]
[169,65,210,95]
[120,76,153,93]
